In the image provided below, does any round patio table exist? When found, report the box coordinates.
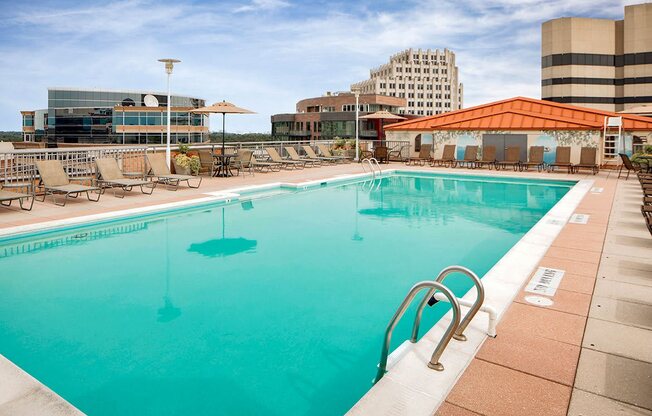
[213,154,234,177]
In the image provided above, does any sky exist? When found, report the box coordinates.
[0,0,637,133]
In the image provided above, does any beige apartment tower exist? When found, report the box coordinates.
[351,48,463,116]
[541,2,652,112]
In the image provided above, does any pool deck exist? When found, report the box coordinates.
[0,162,650,416]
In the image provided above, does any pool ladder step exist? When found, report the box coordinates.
[374,266,497,384]
[361,157,382,180]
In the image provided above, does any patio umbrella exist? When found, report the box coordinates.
[359,110,406,141]
[192,101,255,155]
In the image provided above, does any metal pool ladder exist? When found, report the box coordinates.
[361,157,382,180]
[374,265,495,384]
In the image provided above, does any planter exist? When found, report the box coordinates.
[172,160,192,175]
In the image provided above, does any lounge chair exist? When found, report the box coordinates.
[251,151,283,172]
[388,144,409,162]
[618,153,642,180]
[574,147,599,175]
[431,144,456,167]
[229,149,255,176]
[496,147,521,171]
[475,146,497,169]
[317,144,350,163]
[302,146,339,163]
[642,205,652,236]
[146,152,202,190]
[96,158,155,198]
[547,146,573,173]
[36,160,101,206]
[521,146,545,171]
[0,186,33,211]
[265,147,305,170]
[405,144,432,166]
[456,145,479,168]
[285,146,320,167]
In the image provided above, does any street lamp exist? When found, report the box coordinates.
[352,88,360,162]
[158,58,181,169]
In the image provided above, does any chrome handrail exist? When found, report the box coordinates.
[374,281,460,384]
[412,266,485,342]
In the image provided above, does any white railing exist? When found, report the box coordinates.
[0,139,412,185]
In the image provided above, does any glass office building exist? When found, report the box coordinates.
[21,88,208,144]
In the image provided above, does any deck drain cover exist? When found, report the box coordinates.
[590,187,604,193]
[569,213,590,224]
[524,296,554,307]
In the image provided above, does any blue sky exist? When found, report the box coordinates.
[0,0,633,133]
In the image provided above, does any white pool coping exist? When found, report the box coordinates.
[0,169,592,416]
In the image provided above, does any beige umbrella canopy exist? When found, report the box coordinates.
[358,110,406,120]
[193,101,255,154]
[359,110,406,141]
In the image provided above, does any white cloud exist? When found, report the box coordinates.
[234,0,290,13]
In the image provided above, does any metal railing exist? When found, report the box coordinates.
[374,266,493,384]
[374,281,460,384]
[0,139,411,186]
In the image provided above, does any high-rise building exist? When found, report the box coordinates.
[541,2,652,112]
[21,88,208,144]
[351,48,463,116]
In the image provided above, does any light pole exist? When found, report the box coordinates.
[353,88,360,162]
[158,58,181,169]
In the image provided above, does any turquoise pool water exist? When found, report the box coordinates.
[0,173,573,415]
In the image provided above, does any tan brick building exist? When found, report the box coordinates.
[351,48,463,116]
[541,2,652,112]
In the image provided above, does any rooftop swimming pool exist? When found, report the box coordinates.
[0,172,574,415]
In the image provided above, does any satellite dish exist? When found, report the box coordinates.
[144,94,159,107]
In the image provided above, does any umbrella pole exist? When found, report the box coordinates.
[222,113,226,157]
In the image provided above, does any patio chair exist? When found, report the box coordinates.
[642,205,652,236]
[547,146,573,173]
[475,146,497,169]
[456,145,479,169]
[405,144,432,166]
[617,153,642,180]
[0,185,33,211]
[146,152,202,190]
[265,147,305,170]
[317,144,350,163]
[229,149,255,176]
[285,146,320,167]
[252,150,283,172]
[431,144,456,167]
[521,146,545,172]
[302,145,339,163]
[374,146,389,164]
[95,158,155,198]
[496,147,521,171]
[388,144,409,162]
[574,147,599,175]
[35,160,101,206]
[198,150,216,176]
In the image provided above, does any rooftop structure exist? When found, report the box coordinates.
[386,96,652,165]
[351,48,463,116]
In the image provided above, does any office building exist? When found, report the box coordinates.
[541,2,652,111]
[271,92,406,141]
[21,88,208,144]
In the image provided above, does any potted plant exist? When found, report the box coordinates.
[173,144,201,175]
